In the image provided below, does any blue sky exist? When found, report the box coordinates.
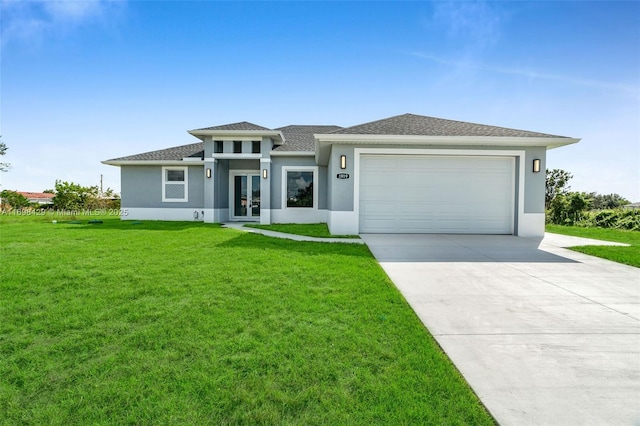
[1,1,639,200]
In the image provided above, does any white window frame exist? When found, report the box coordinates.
[282,166,318,210]
[162,166,189,202]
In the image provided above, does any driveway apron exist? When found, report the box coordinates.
[361,233,640,426]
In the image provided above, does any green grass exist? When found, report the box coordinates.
[245,223,360,239]
[0,214,493,425]
[546,224,640,268]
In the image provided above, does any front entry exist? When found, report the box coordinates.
[230,172,260,221]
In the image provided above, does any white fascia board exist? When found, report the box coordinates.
[313,134,580,164]
[101,160,204,166]
[188,129,284,144]
[314,133,580,148]
[210,154,262,160]
[269,151,315,157]
[546,138,582,149]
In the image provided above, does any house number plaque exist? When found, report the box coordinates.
[336,173,350,179]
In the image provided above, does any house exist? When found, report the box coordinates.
[102,113,579,237]
[18,192,54,205]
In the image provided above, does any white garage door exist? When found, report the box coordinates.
[359,155,515,234]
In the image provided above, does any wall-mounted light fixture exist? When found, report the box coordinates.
[206,168,212,178]
[532,159,541,173]
[262,169,268,179]
[340,155,347,169]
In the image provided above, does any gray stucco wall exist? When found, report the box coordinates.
[326,144,547,214]
[270,156,327,210]
[327,146,355,212]
[121,165,204,208]
[523,146,546,213]
[215,160,230,209]
[229,159,260,170]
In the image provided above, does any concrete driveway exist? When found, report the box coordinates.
[361,233,640,426]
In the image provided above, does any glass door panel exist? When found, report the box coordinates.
[251,175,261,217]
[233,175,247,217]
[231,173,260,220]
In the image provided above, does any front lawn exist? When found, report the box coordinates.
[546,224,640,268]
[245,222,360,239]
[0,215,493,424]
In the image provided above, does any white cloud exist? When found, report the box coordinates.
[1,0,125,46]
[409,51,639,98]
[431,1,506,48]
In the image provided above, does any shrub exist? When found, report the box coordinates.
[572,209,640,231]
[0,190,30,209]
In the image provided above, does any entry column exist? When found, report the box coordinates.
[204,158,217,223]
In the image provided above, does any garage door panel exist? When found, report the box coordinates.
[359,155,514,234]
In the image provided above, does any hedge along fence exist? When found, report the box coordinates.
[547,208,640,231]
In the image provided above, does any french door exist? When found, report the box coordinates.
[230,172,260,220]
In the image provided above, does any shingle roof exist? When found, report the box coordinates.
[106,142,204,162]
[274,125,343,151]
[330,113,568,138]
[105,114,573,162]
[194,121,272,131]
[18,192,55,199]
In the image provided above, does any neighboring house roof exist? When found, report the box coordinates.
[193,121,272,131]
[624,202,640,209]
[330,113,568,138]
[14,192,54,204]
[106,142,204,162]
[275,125,343,152]
[18,192,54,199]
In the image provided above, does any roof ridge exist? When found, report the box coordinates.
[276,124,342,130]
[328,113,412,134]
[330,113,568,138]
[193,121,273,131]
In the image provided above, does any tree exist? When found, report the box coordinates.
[0,135,10,172]
[52,180,98,210]
[548,191,591,225]
[51,180,119,210]
[545,169,572,209]
[0,190,29,208]
[587,192,630,210]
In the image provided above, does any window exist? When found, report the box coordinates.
[162,166,188,202]
[252,140,261,154]
[233,141,242,154]
[283,167,317,209]
[214,140,223,153]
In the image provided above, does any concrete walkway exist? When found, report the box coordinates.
[539,232,629,248]
[361,233,640,426]
[222,222,365,244]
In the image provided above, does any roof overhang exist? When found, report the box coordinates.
[101,160,205,167]
[188,129,284,144]
[269,151,315,157]
[313,134,580,165]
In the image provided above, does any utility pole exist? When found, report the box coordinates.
[100,174,103,197]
